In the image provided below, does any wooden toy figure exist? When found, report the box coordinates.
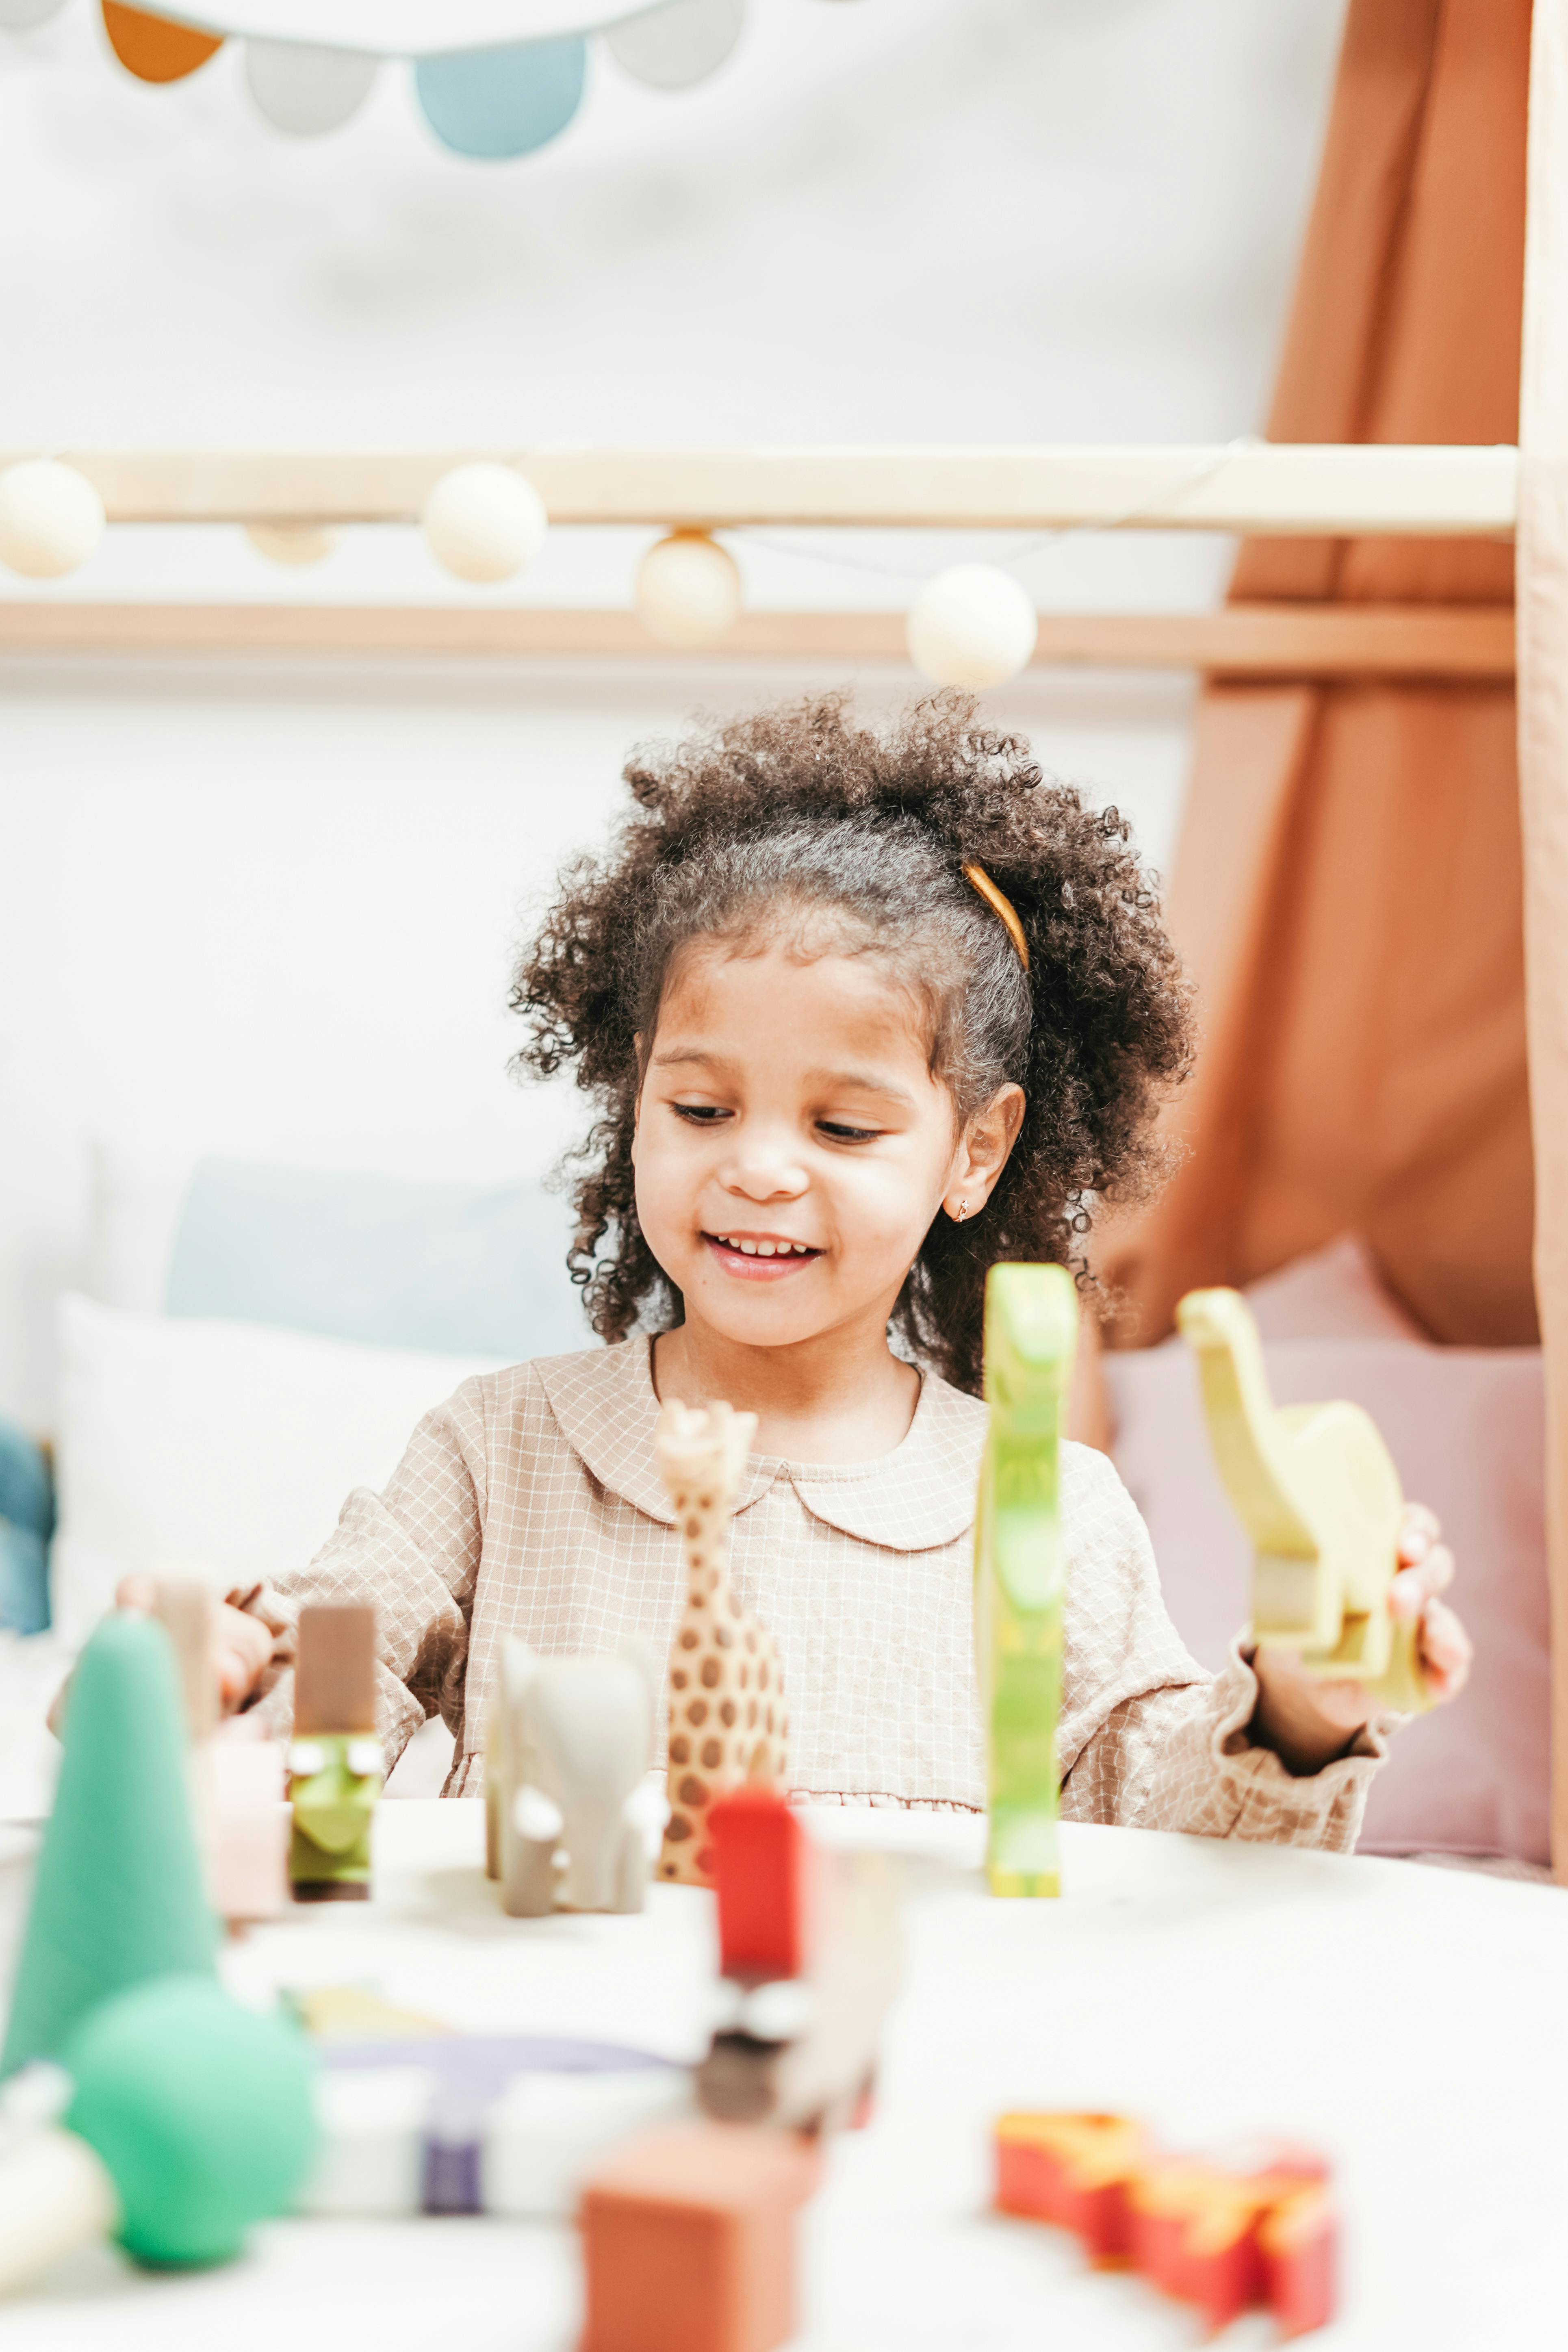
[697,1785,900,2138]
[152,1577,287,1925]
[1175,1287,1431,1712]
[288,1603,382,1903]
[655,1401,788,1887]
[483,1638,657,1917]
[973,1262,1078,1897]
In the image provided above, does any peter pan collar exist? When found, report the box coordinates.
[534,1337,985,1554]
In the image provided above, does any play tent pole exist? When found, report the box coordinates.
[1518,0,1568,1883]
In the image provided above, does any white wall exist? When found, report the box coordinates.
[0,0,1349,1426]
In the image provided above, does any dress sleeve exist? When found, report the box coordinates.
[249,1375,492,1768]
[1056,1442,1389,1854]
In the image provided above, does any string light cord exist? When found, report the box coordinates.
[727,436,1262,589]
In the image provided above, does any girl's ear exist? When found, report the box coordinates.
[943,1084,1025,1223]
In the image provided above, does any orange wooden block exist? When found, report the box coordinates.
[102,2,223,84]
[1259,2181,1339,2338]
[994,2112,1148,2262]
[578,2122,822,2352]
[1131,2152,1334,2332]
[1131,2157,1269,2327]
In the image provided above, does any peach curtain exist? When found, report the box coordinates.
[1518,1,1568,1874]
[1100,0,1534,1352]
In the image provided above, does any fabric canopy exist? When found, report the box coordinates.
[1518,0,1568,1879]
[1100,0,1533,1354]
[1101,0,1568,1875]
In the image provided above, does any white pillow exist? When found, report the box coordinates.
[52,1293,505,1650]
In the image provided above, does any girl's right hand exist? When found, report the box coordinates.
[115,1575,277,1711]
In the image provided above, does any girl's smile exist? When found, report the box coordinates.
[702,1230,824,1278]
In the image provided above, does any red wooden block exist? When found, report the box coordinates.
[1131,2150,1337,2335]
[1260,2180,1339,2337]
[1130,2158,1270,2329]
[709,1785,819,1983]
[578,2122,822,2352]
[993,2113,1148,2262]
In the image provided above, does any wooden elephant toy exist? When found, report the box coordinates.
[484,1640,658,1917]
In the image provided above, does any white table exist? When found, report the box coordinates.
[2,1800,1564,2350]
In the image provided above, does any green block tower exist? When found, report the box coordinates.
[974,1261,1078,1898]
[288,1603,382,1901]
[1,1612,216,2079]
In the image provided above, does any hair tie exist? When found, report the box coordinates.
[962,863,1030,971]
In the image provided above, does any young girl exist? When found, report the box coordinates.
[213,694,1470,1845]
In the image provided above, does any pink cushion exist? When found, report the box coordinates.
[1104,1335,1549,1864]
[1243,1233,1429,1345]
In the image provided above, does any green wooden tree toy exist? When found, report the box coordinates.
[1176,1286,1431,1713]
[1,1611,216,2082]
[974,1261,1078,1897]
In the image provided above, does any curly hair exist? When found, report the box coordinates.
[510,691,1192,1394]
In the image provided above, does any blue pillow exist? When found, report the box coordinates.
[0,1417,53,1636]
[165,1158,593,1363]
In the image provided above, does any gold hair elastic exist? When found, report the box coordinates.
[962,863,1030,970]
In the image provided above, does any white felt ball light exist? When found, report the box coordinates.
[906,562,1038,690]
[0,459,105,580]
[422,464,547,586]
[245,521,336,567]
[635,532,742,648]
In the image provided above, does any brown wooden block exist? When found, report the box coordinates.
[578,2122,820,2352]
[293,1604,378,1734]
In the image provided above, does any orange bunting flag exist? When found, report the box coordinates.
[102,2,223,85]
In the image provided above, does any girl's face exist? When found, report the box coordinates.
[633,940,1022,1355]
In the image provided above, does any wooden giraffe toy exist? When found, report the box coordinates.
[655,1399,789,1887]
[1175,1286,1431,1713]
[974,1261,1078,1898]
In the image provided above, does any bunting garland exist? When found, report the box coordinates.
[0,0,861,158]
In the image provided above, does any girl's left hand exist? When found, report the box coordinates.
[1250,1502,1473,1776]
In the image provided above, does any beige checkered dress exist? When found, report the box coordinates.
[262,1338,1387,1851]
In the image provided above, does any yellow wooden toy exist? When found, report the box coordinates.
[1175,1287,1431,1713]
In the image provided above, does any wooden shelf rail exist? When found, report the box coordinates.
[0,444,1521,536]
[0,602,1517,676]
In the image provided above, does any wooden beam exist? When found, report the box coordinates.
[0,445,1520,536]
[0,602,1517,675]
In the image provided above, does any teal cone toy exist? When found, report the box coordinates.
[1,1612,216,2080]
